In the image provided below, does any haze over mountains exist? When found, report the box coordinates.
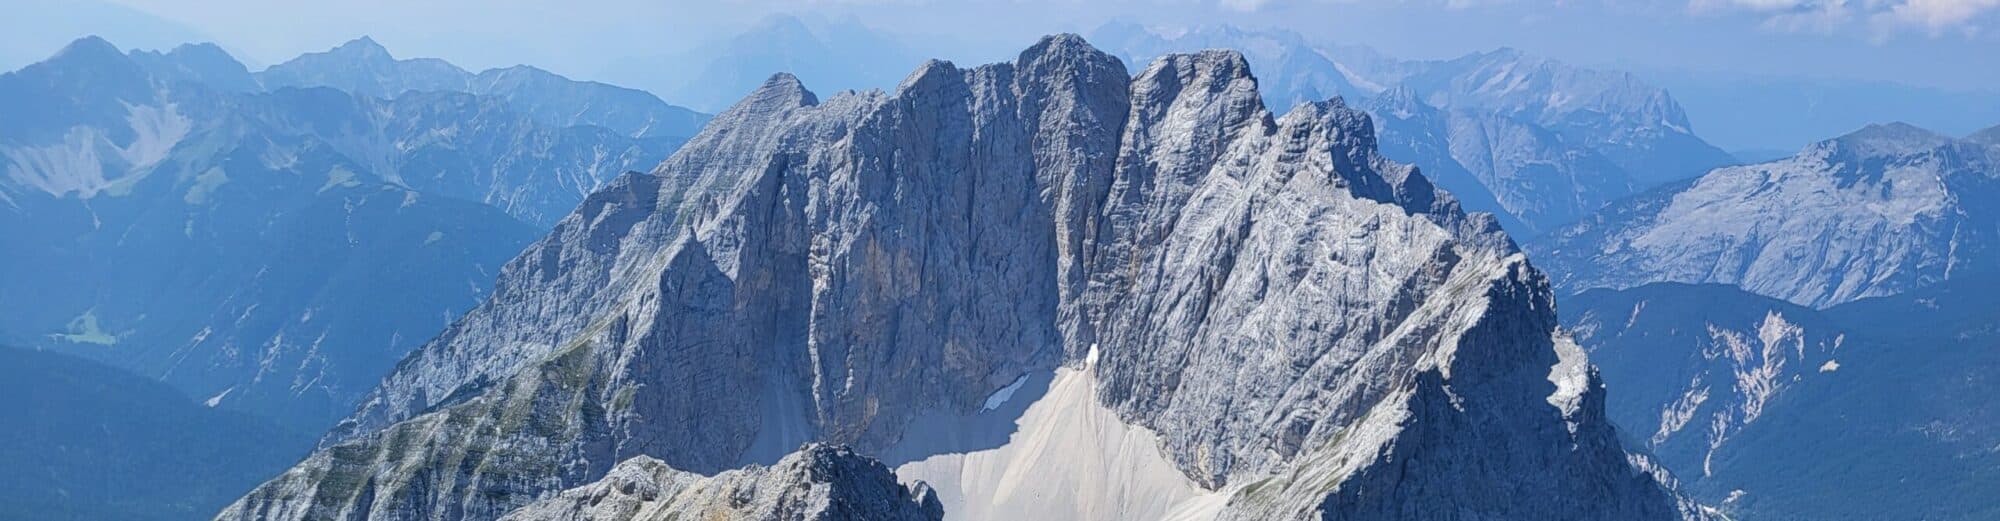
[3,10,1998,521]
[0,35,702,430]
[1091,22,1737,237]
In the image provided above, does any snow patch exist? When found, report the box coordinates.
[981,374,1028,413]
[1819,359,1840,372]
[1545,335,1589,421]
[205,386,236,407]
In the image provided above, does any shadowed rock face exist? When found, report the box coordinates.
[224,34,1704,521]
[1565,280,2000,521]
[499,444,943,521]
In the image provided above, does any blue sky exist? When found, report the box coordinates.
[5,0,1996,91]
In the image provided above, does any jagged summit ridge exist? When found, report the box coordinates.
[225,34,1700,521]
[499,444,944,521]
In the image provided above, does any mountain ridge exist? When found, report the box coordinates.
[224,34,1708,521]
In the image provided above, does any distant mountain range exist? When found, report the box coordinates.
[0,35,703,431]
[598,14,926,114]
[1091,22,1736,237]
[1532,122,2000,308]
[261,36,709,142]
[1640,71,2000,153]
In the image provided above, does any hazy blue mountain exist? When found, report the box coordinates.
[1090,23,1733,236]
[599,14,924,113]
[0,0,210,72]
[1090,21,1363,110]
[1389,48,1736,188]
[1643,71,2000,153]
[130,42,260,93]
[1532,122,2000,308]
[256,36,710,141]
[1363,85,1632,235]
[0,346,311,521]
[0,36,694,431]
[1358,87,1527,232]
[1564,280,2000,520]
[256,36,473,100]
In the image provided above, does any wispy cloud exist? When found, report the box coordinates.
[1876,0,2000,32]
[1691,0,1994,35]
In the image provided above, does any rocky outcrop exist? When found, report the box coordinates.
[227,35,1702,521]
[497,444,942,521]
[1531,122,2000,308]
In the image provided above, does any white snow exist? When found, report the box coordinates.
[1819,359,1840,372]
[980,374,1028,413]
[1545,335,1590,422]
[205,386,236,407]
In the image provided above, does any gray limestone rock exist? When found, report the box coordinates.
[227,34,1705,521]
[496,444,942,521]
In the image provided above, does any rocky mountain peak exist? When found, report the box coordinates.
[330,35,393,61]
[50,35,125,64]
[1016,33,1125,79]
[498,444,944,521]
[225,34,1704,521]
[1820,121,1954,158]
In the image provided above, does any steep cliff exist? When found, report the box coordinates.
[225,35,1702,521]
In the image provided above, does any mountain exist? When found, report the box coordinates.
[257,36,471,100]
[1642,71,2000,153]
[223,35,1706,521]
[1530,122,2000,308]
[0,37,677,430]
[1091,21,1362,110]
[0,0,210,72]
[599,14,924,113]
[1387,48,1733,187]
[0,346,310,521]
[258,36,710,141]
[130,42,260,93]
[1362,86,1623,234]
[1088,23,1734,236]
[495,444,943,521]
[1565,281,2000,520]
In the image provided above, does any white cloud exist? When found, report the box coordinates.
[1692,0,1994,34]
[1880,0,2000,30]
[1220,0,1274,11]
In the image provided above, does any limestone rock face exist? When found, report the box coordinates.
[1532,122,2000,308]
[497,444,942,521]
[225,35,1704,521]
